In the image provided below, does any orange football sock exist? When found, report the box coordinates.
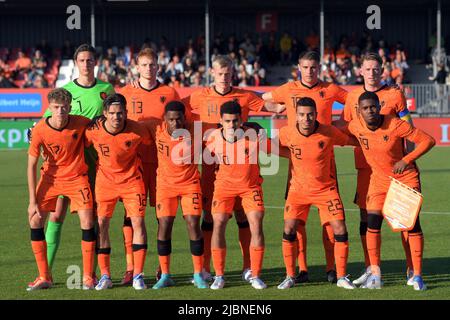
[366,228,381,275]
[122,223,134,272]
[31,240,50,280]
[211,247,226,277]
[250,246,265,278]
[296,223,308,272]
[202,230,213,272]
[238,226,251,270]
[408,232,424,276]
[97,253,111,277]
[81,240,95,278]
[334,241,349,279]
[401,231,414,272]
[192,255,204,274]
[282,239,298,278]
[159,255,171,275]
[133,248,147,276]
[360,235,371,268]
[323,223,335,272]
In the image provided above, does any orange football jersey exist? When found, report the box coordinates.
[85,119,150,185]
[342,85,409,169]
[270,80,348,126]
[279,123,352,192]
[145,121,201,188]
[183,86,264,131]
[348,115,435,182]
[119,82,181,163]
[205,126,270,191]
[28,115,90,181]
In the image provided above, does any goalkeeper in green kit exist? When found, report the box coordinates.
[38,44,114,279]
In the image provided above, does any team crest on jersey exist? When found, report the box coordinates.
[319,90,325,98]
[157,203,162,211]
[125,140,132,148]
[212,200,218,207]
[100,92,108,100]
[160,96,166,104]
[72,133,78,140]
[383,135,389,141]
[318,141,325,149]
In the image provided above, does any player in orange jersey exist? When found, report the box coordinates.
[338,52,416,286]
[206,101,289,290]
[27,88,96,291]
[119,48,181,284]
[142,101,208,289]
[348,91,435,290]
[263,51,348,284]
[276,97,358,290]
[184,55,284,282]
[85,93,150,291]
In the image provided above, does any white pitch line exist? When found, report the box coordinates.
[265,206,450,215]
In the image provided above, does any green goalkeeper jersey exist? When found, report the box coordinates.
[43,78,115,119]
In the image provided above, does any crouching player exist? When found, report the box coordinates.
[144,101,208,289]
[348,92,435,290]
[206,101,288,290]
[85,93,150,290]
[277,97,358,290]
[27,88,96,290]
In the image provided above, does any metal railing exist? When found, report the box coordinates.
[403,84,450,116]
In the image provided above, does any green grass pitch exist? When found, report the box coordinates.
[1,147,449,300]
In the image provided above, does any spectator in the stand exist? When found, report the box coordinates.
[98,58,116,81]
[227,35,238,54]
[237,65,250,87]
[158,50,170,70]
[14,50,32,79]
[31,50,47,77]
[105,47,117,64]
[280,32,293,66]
[305,29,319,50]
[0,70,17,88]
[241,58,253,76]
[324,41,335,62]
[429,63,448,84]
[183,57,195,82]
[24,74,48,88]
[336,43,351,60]
[251,60,266,86]
[380,64,394,86]
[392,49,409,77]
[350,54,363,84]
[182,47,198,68]
[239,35,256,62]
[117,47,130,67]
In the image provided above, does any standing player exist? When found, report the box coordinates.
[85,94,149,290]
[206,101,288,290]
[146,101,208,290]
[119,48,181,284]
[27,88,96,290]
[262,51,348,283]
[348,92,435,290]
[184,55,284,282]
[41,44,114,273]
[277,97,358,290]
[339,52,415,286]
